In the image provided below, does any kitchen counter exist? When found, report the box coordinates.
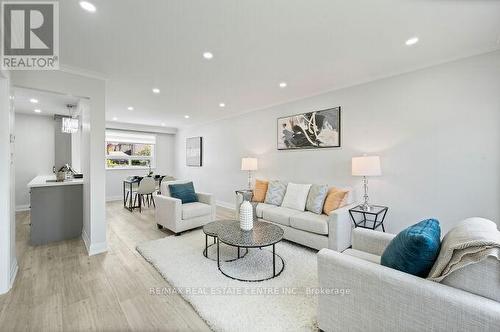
[28,175,83,188]
[28,175,83,245]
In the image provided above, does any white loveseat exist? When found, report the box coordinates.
[236,189,356,251]
[317,228,500,331]
[155,180,216,235]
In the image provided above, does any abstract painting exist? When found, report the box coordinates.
[277,107,341,150]
[186,137,203,166]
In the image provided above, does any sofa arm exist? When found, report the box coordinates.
[197,192,216,221]
[351,228,395,256]
[197,192,214,205]
[155,194,182,231]
[317,249,500,332]
[327,203,356,252]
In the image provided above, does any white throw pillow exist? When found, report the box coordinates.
[281,183,312,211]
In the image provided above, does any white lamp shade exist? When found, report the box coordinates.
[241,157,258,171]
[352,156,381,176]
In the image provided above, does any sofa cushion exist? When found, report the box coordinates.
[264,180,288,206]
[306,184,329,214]
[262,206,302,226]
[323,187,348,215]
[290,212,329,235]
[344,249,381,264]
[182,202,211,219]
[252,179,269,203]
[160,180,190,196]
[381,219,441,277]
[169,182,198,204]
[441,256,500,303]
[281,183,311,211]
[255,203,277,218]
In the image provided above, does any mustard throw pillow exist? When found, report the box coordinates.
[323,187,348,215]
[252,179,269,202]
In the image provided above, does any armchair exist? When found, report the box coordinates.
[155,180,216,235]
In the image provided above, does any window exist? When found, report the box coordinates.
[105,130,156,169]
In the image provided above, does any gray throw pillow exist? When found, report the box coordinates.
[306,184,328,214]
[264,180,288,206]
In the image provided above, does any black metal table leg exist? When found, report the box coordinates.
[205,234,208,258]
[123,181,126,207]
[129,182,133,211]
[381,208,388,232]
[237,246,240,259]
[349,210,356,227]
[273,244,276,277]
[217,238,220,269]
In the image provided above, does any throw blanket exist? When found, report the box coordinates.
[427,217,500,282]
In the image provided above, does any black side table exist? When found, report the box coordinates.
[349,205,388,232]
[235,189,253,202]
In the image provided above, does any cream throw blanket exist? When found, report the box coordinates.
[427,217,500,282]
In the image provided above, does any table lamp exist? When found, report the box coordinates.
[352,155,381,211]
[241,157,258,189]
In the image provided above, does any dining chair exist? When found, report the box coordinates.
[134,177,156,212]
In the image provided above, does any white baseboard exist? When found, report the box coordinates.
[82,229,108,256]
[106,195,123,202]
[216,200,235,211]
[10,258,18,288]
[15,204,30,212]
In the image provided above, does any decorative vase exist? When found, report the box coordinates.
[239,201,253,231]
[56,171,66,182]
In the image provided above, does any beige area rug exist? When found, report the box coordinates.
[137,229,319,332]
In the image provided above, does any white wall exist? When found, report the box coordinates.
[12,70,107,256]
[14,114,55,210]
[106,132,176,201]
[0,71,16,294]
[175,51,500,234]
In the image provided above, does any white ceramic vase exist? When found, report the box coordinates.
[239,201,253,231]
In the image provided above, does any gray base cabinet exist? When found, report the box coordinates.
[30,184,83,245]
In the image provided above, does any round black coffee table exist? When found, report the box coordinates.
[215,220,285,282]
[203,220,248,262]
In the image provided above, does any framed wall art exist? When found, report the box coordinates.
[186,136,203,166]
[277,107,341,150]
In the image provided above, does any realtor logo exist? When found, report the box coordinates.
[1,1,59,70]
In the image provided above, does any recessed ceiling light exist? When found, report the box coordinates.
[127,106,134,111]
[112,117,118,121]
[152,88,160,94]
[79,1,96,13]
[161,123,166,127]
[405,37,419,46]
[184,115,190,119]
[219,103,225,108]
[279,82,287,88]
[34,109,41,113]
[30,98,39,104]
[203,52,213,60]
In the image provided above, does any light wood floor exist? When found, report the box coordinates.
[0,201,235,331]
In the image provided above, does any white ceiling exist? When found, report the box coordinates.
[58,0,500,128]
[13,87,80,117]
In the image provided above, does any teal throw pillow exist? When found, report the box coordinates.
[381,219,441,277]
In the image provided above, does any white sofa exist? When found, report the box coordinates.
[236,189,356,251]
[317,228,500,331]
[155,180,216,235]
